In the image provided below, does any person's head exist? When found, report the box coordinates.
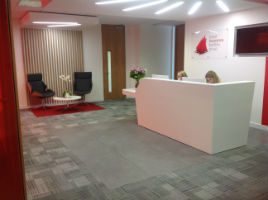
[205,71,220,83]
[177,71,188,80]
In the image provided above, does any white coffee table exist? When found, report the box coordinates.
[53,96,82,111]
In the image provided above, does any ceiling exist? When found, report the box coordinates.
[11,0,267,27]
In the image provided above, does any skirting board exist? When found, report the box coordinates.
[19,105,31,110]
[250,122,268,132]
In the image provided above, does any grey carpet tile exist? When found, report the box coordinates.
[20,99,268,200]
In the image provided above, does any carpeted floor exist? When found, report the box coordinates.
[20,99,268,200]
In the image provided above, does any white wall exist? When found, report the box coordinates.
[184,6,268,125]
[12,20,28,109]
[140,24,173,79]
[125,24,173,88]
[82,25,104,102]
[125,25,140,89]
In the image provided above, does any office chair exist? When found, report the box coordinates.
[73,72,93,105]
[27,73,55,109]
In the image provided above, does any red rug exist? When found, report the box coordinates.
[30,103,105,117]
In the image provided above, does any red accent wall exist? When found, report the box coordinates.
[0,0,25,199]
[262,57,268,126]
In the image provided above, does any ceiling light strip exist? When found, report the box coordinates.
[95,0,140,5]
[33,21,80,25]
[188,1,202,15]
[47,24,81,28]
[216,0,230,12]
[155,1,184,15]
[123,0,168,12]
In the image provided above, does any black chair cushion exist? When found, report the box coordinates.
[73,72,92,95]
[76,79,91,92]
[28,74,42,82]
[42,90,55,98]
[30,81,46,93]
[27,73,55,99]
[75,72,92,79]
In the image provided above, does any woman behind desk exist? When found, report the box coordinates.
[177,71,188,80]
[205,71,221,83]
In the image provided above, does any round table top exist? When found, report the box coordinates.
[53,96,82,101]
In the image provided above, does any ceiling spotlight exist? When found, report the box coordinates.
[216,0,230,12]
[95,0,139,5]
[155,1,184,15]
[33,21,80,25]
[123,0,168,12]
[188,1,202,15]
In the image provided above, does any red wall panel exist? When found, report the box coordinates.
[0,0,25,199]
[262,57,268,126]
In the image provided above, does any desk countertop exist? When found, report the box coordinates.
[122,88,136,97]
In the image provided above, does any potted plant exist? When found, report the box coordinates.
[130,67,147,88]
[59,75,72,97]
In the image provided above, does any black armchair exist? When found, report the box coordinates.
[27,73,55,108]
[73,72,92,104]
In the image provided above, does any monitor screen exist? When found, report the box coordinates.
[235,24,268,55]
[182,77,205,83]
[152,74,169,79]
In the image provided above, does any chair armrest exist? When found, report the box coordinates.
[46,89,54,92]
[43,83,47,90]
[27,83,32,94]
[31,91,43,97]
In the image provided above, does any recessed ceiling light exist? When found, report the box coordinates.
[188,1,202,15]
[216,0,230,12]
[123,0,168,12]
[155,1,184,15]
[32,21,80,25]
[47,24,81,28]
[95,0,139,5]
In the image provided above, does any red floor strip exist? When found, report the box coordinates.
[30,103,105,117]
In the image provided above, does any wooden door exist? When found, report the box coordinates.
[174,24,185,78]
[102,24,126,100]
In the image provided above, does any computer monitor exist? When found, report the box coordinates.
[152,74,169,79]
[182,77,205,83]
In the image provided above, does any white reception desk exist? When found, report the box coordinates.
[128,78,255,154]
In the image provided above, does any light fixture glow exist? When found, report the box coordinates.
[123,0,168,12]
[33,21,80,25]
[216,0,230,12]
[95,0,139,5]
[155,1,184,15]
[208,29,218,34]
[188,1,202,15]
[47,24,81,28]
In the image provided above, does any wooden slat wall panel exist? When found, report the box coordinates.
[22,28,84,105]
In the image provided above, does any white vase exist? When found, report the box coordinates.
[64,92,70,98]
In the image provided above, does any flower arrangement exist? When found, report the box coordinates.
[59,74,72,97]
[130,67,147,88]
